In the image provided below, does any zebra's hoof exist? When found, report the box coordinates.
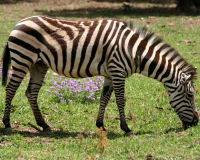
[125,131,134,137]
[43,127,51,132]
[4,128,12,135]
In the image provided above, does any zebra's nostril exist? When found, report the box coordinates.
[182,113,199,130]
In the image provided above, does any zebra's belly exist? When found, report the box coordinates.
[47,63,104,78]
[48,60,108,79]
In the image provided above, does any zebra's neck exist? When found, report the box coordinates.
[129,27,195,85]
[136,43,176,83]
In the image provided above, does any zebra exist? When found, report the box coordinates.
[1,16,199,136]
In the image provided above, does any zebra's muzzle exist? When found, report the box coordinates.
[183,111,199,130]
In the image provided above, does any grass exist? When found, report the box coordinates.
[0,0,200,159]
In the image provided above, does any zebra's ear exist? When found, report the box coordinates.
[180,73,192,84]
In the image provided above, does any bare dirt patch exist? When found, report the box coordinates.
[0,0,180,22]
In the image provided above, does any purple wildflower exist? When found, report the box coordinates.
[48,76,104,103]
[53,81,57,86]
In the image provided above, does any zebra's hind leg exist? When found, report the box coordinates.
[96,77,113,131]
[3,67,28,134]
[112,78,133,136]
[25,61,51,132]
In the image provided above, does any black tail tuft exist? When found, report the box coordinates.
[2,43,10,87]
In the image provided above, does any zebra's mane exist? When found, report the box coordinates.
[121,20,133,30]
[133,26,197,81]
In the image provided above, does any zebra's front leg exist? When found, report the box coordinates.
[26,61,51,132]
[113,79,133,136]
[96,78,113,131]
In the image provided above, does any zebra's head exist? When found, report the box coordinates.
[165,71,199,130]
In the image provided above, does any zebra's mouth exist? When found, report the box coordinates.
[183,111,199,130]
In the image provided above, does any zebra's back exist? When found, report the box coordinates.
[8,16,130,78]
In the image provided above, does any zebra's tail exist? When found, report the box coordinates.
[2,43,11,87]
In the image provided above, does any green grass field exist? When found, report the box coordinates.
[0,0,200,159]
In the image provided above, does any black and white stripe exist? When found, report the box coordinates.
[1,16,198,135]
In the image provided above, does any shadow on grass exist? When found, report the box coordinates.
[134,127,184,136]
[0,126,160,139]
[35,6,199,19]
[91,0,174,4]
[164,127,184,134]
[0,126,123,139]
[135,130,154,135]
[0,0,37,4]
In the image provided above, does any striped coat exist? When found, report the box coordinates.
[2,16,199,135]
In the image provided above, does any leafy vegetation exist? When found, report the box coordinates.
[0,0,200,159]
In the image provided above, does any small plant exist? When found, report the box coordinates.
[96,127,108,153]
[47,76,104,104]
